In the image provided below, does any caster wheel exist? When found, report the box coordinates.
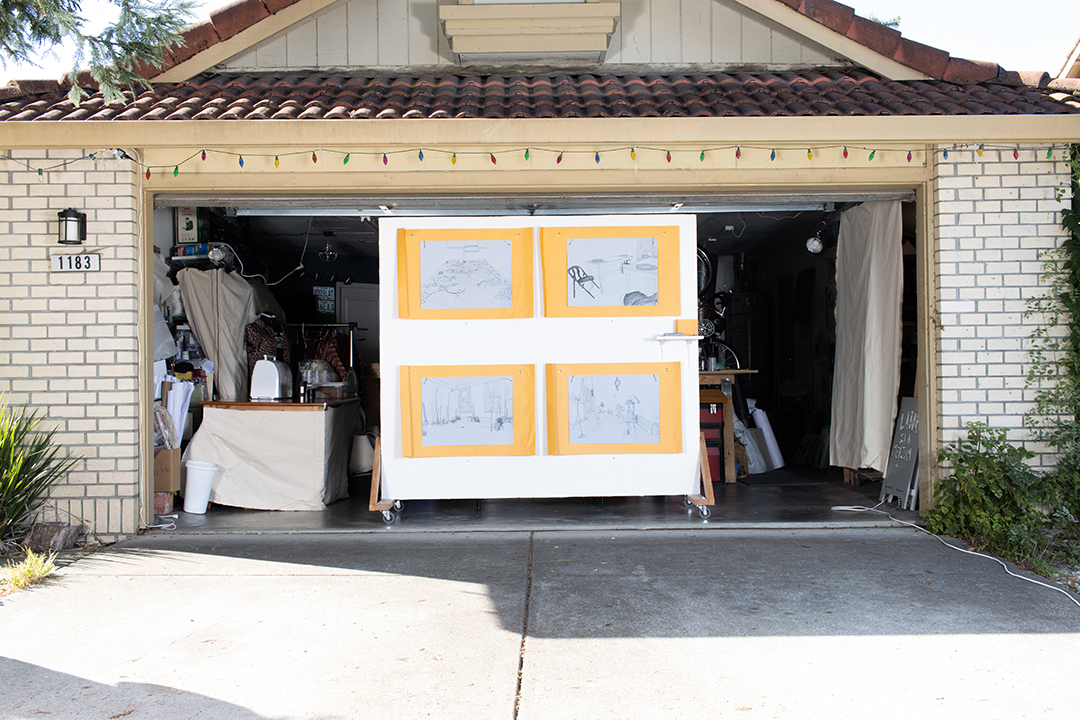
[392,500,404,512]
[683,497,694,507]
[381,510,397,524]
[698,506,712,519]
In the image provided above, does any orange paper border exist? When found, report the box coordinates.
[540,226,680,318]
[401,364,536,458]
[546,362,682,455]
[397,228,533,319]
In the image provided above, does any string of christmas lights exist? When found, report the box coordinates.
[2,143,1071,177]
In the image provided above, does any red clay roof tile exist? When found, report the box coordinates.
[845,16,901,58]
[1,71,1077,122]
[893,38,950,78]
[798,0,855,36]
[210,0,271,42]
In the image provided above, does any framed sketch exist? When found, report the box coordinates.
[539,226,680,317]
[397,228,533,319]
[400,364,536,457]
[546,362,682,455]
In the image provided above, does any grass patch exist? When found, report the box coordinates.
[0,548,57,597]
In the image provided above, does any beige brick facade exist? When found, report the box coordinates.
[932,145,1073,468]
[0,149,142,542]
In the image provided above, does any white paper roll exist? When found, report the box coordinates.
[750,407,785,470]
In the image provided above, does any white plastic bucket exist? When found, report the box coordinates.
[183,460,218,514]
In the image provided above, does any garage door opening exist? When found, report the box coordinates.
[151,193,919,529]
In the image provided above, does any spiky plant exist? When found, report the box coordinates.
[0,398,78,548]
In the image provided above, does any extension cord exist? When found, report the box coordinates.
[832,503,1080,608]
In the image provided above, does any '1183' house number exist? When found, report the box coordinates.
[51,254,101,272]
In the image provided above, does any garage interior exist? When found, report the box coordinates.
[153,193,918,528]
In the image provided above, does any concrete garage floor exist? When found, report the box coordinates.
[2,525,1079,719]
[166,472,919,534]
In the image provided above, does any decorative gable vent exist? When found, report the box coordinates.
[440,0,621,66]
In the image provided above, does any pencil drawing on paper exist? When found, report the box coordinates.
[568,374,661,445]
[566,236,659,308]
[421,375,514,446]
[419,240,513,310]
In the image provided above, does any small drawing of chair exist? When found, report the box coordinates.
[568,265,599,299]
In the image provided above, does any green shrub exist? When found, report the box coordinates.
[0,398,78,547]
[926,422,1049,566]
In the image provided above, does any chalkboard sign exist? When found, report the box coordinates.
[881,397,918,510]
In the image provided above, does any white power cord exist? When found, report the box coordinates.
[832,503,1080,609]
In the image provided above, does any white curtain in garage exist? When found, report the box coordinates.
[829,201,903,471]
[177,269,284,402]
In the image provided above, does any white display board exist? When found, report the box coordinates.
[380,215,700,500]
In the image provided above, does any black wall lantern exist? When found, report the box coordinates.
[57,208,87,245]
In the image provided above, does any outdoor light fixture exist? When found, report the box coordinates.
[318,242,337,262]
[805,230,823,254]
[57,208,86,245]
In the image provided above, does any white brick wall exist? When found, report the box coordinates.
[0,149,141,542]
[933,145,1073,468]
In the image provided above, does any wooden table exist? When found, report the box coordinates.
[699,370,757,484]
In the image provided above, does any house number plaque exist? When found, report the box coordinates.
[51,254,101,272]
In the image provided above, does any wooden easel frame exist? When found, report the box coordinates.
[686,432,716,509]
[368,438,395,512]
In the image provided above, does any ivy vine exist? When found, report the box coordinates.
[927,145,1080,572]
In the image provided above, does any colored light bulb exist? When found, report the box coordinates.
[595,152,600,164]
[382,154,388,166]
[452,153,457,165]
[770,149,776,161]
[173,166,178,177]
[343,154,349,165]
[418,149,424,161]
[868,150,875,161]
[1013,148,1019,160]
[312,151,318,164]
[239,156,244,167]
[977,145,984,157]
[557,153,563,164]
[525,148,530,161]
[943,149,949,159]
[807,149,812,160]
[631,148,636,160]
[843,146,848,159]
[145,168,151,179]
[666,150,671,163]
[735,147,741,160]
[201,149,206,161]
[490,153,497,165]
[274,155,280,168]
[907,151,912,162]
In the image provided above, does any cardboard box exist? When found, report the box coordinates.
[154,447,181,493]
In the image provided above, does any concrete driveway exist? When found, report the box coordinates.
[2,527,1078,719]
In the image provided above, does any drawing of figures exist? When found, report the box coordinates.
[566,236,660,308]
[421,375,513,446]
[419,240,513,309]
[568,374,661,445]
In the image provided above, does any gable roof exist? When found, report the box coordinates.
[147,0,1026,85]
[2,0,1079,123]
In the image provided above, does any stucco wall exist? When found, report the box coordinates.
[0,149,142,542]
[932,145,1073,468]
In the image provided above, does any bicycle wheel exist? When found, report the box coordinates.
[697,247,713,297]
[714,341,740,369]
